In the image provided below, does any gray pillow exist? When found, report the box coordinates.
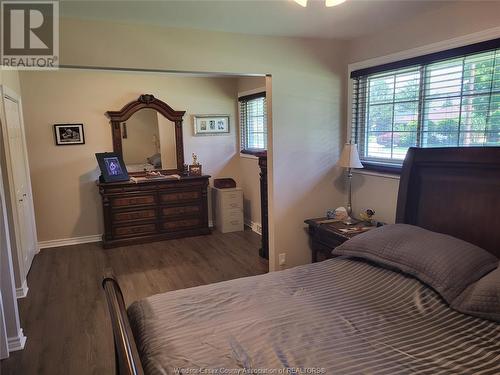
[451,266,500,322]
[147,153,162,168]
[333,224,498,303]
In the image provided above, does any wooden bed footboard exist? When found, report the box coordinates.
[102,271,145,375]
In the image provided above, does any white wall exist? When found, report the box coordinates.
[24,17,347,270]
[345,2,500,224]
[19,69,241,242]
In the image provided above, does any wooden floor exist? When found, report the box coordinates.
[0,229,267,375]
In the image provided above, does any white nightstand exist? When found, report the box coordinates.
[213,187,244,233]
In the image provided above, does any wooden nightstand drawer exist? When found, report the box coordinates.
[317,230,345,249]
[305,218,380,263]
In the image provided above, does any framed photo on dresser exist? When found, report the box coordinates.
[95,152,129,182]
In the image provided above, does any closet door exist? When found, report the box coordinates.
[1,86,37,286]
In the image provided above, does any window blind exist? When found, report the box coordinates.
[239,92,267,151]
[351,39,500,170]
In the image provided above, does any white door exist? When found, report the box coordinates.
[1,88,37,279]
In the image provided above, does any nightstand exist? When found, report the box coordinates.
[304,218,380,262]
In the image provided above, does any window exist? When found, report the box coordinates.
[351,39,500,171]
[239,92,267,152]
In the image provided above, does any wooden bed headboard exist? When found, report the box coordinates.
[396,147,500,259]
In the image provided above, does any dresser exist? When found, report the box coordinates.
[98,175,210,248]
[213,187,244,233]
[258,153,268,259]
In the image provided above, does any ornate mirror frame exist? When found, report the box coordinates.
[105,94,185,174]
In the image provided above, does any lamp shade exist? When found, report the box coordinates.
[337,143,363,169]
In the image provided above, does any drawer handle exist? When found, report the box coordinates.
[229,203,238,208]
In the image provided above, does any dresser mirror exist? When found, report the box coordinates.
[106,94,185,175]
[121,109,178,172]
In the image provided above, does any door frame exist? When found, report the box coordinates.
[0,118,27,356]
[0,84,38,296]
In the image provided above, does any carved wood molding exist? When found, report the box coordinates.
[105,94,185,123]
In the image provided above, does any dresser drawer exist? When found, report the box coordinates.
[161,205,201,217]
[223,207,243,220]
[219,191,243,209]
[162,218,201,231]
[218,217,244,233]
[113,223,156,238]
[160,190,200,204]
[112,208,156,223]
[111,194,156,208]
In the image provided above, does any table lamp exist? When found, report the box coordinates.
[337,143,363,224]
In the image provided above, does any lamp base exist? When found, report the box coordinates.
[342,216,359,225]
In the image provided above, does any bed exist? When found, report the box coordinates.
[103,147,500,375]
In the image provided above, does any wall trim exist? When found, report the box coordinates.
[38,234,102,250]
[244,219,262,235]
[348,26,500,72]
[7,329,26,352]
[38,222,218,250]
[15,280,28,299]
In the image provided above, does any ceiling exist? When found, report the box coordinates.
[60,0,451,40]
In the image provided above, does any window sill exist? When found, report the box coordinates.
[352,169,401,180]
[240,153,258,160]
[240,149,267,158]
[361,161,402,175]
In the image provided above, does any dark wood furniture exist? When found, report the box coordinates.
[99,94,211,248]
[305,219,377,262]
[98,176,210,249]
[240,149,268,259]
[102,273,144,374]
[396,147,500,259]
[103,146,500,375]
[258,153,268,259]
[106,94,185,175]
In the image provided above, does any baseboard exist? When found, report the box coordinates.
[38,234,102,250]
[7,329,26,352]
[16,280,28,299]
[38,224,219,250]
[244,219,262,235]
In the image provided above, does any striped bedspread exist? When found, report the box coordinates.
[128,258,500,375]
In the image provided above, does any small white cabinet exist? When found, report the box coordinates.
[213,187,244,233]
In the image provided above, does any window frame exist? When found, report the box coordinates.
[238,91,267,156]
[348,33,500,175]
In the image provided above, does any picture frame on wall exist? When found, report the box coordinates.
[193,115,230,135]
[54,124,85,145]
